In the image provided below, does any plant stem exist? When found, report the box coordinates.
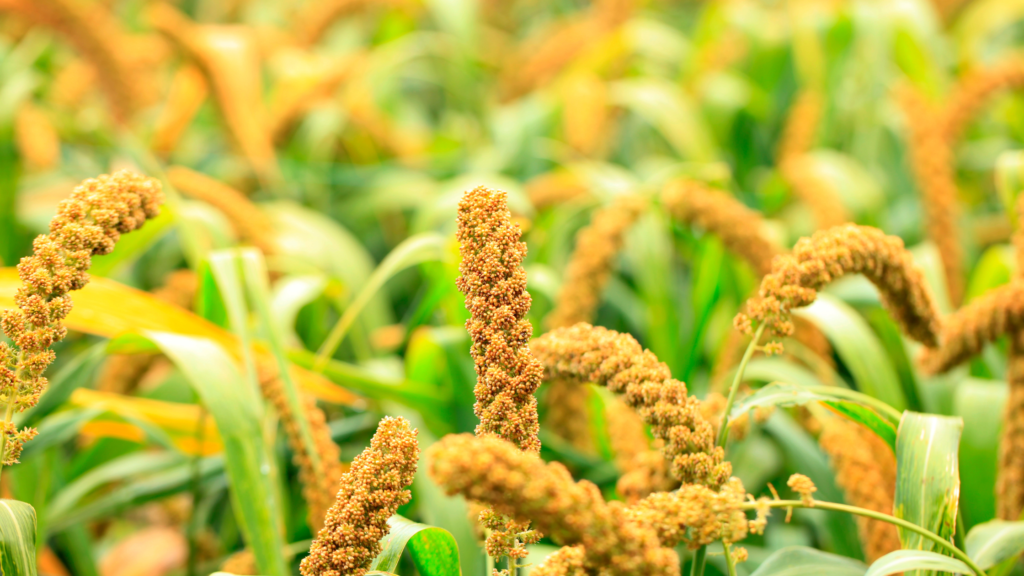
[741,499,987,576]
[692,324,766,576]
[0,362,22,486]
[723,541,738,576]
[717,324,765,448]
[690,546,707,576]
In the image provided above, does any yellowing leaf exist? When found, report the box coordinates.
[0,268,358,405]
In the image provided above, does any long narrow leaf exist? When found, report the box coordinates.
[146,332,289,576]
[315,232,447,369]
[748,546,867,576]
[0,500,37,576]
[894,412,963,575]
[864,550,970,576]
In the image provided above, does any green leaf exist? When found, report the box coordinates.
[964,520,1024,569]
[796,294,907,411]
[235,248,329,515]
[748,546,867,576]
[742,357,850,391]
[0,499,37,576]
[45,452,185,528]
[864,550,971,576]
[728,382,899,450]
[894,412,963,575]
[315,232,447,369]
[90,206,175,277]
[965,245,1014,303]
[954,379,1006,529]
[762,413,864,560]
[369,516,461,576]
[609,78,718,161]
[145,332,289,576]
[289,350,454,436]
[269,274,328,347]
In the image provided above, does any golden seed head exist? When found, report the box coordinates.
[662,179,783,278]
[0,170,162,464]
[736,224,941,347]
[819,417,900,561]
[626,478,749,549]
[787,473,817,506]
[531,323,731,488]
[456,186,543,455]
[919,280,1024,375]
[427,433,679,576]
[300,416,418,576]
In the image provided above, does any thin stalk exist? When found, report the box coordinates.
[693,324,765,576]
[718,324,765,447]
[723,541,738,576]
[741,499,987,576]
[0,362,23,484]
[690,546,707,576]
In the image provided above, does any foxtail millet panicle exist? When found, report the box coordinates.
[661,179,783,278]
[776,90,849,229]
[942,57,1024,144]
[625,477,750,549]
[543,194,645,455]
[0,170,162,464]
[998,331,1024,520]
[917,280,1024,375]
[818,417,901,561]
[456,186,543,454]
[606,396,675,503]
[166,166,276,254]
[546,194,646,330]
[14,102,60,173]
[499,1,630,101]
[531,323,731,488]
[257,363,344,533]
[531,545,586,576]
[898,86,964,305]
[300,416,418,576]
[427,433,679,576]
[0,0,140,123]
[736,224,941,347]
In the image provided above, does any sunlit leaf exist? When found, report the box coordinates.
[369,516,461,576]
[0,499,37,576]
[894,412,963,575]
[748,546,867,576]
[964,520,1024,569]
[864,550,970,576]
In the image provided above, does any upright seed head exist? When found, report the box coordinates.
[456,186,543,454]
[300,416,418,576]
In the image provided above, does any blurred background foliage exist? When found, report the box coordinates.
[1,0,1024,574]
